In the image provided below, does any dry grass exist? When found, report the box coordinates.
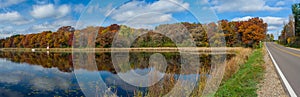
[223,48,252,80]
[195,48,253,96]
[133,48,253,97]
[215,49,264,97]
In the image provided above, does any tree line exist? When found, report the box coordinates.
[279,3,300,47]
[0,17,267,48]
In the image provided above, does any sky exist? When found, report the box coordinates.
[0,0,299,39]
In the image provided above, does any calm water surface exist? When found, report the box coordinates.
[0,51,233,97]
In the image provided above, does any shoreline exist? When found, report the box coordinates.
[0,47,242,52]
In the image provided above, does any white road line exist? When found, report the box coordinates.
[266,43,297,97]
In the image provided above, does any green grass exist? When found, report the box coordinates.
[215,49,264,97]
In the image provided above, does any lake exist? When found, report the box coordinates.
[0,51,233,97]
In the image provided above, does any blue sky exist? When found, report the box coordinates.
[0,0,298,39]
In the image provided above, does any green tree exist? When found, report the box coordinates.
[292,3,300,36]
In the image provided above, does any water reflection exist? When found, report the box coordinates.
[0,58,83,97]
[0,52,234,74]
[0,51,234,96]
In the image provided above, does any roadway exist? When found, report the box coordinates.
[266,42,300,97]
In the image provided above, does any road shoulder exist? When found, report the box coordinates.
[257,45,288,97]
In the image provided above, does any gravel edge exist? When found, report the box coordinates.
[257,47,288,97]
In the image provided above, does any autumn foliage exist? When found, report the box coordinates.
[279,3,300,47]
[0,17,267,48]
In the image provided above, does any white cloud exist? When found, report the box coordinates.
[57,5,70,18]
[0,26,16,37]
[231,16,288,31]
[53,19,76,27]
[30,4,56,18]
[87,4,100,14]
[13,19,35,25]
[30,22,56,32]
[130,13,172,24]
[74,4,85,13]
[0,26,29,38]
[31,77,69,91]
[29,19,77,33]
[86,3,113,16]
[0,26,13,32]
[108,0,189,26]
[211,0,284,13]
[0,11,22,21]
[268,26,279,31]
[0,18,77,36]
[0,11,33,25]
[275,1,285,6]
[0,0,25,8]
[0,32,15,39]
[0,74,21,84]
[231,16,253,21]
[232,16,288,25]
[261,16,288,25]
[30,4,70,19]
[197,0,209,5]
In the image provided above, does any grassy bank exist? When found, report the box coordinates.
[132,48,252,97]
[215,49,265,97]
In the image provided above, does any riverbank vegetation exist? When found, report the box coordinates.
[132,48,253,97]
[0,17,267,48]
[215,49,264,97]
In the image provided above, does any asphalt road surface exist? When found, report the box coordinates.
[266,42,300,96]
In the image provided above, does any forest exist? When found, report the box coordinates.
[279,3,300,47]
[0,17,267,48]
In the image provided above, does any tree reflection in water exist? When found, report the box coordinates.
[0,51,235,96]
